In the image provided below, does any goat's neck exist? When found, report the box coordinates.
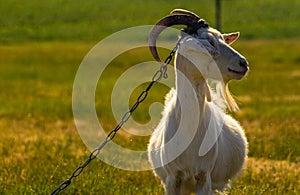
[171,63,210,139]
[174,63,210,109]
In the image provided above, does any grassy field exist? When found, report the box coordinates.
[0,0,300,194]
[0,39,300,194]
[1,0,300,42]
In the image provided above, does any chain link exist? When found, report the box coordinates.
[51,44,178,195]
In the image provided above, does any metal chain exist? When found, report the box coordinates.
[51,44,178,195]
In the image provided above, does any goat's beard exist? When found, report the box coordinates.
[223,82,239,112]
[209,81,239,112]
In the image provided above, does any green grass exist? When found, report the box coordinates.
[0,39,300,194]
[1,0,300,194]
[1,0,300,42]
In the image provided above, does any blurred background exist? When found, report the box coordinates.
[0,0,299,194]
[1,0,300,41]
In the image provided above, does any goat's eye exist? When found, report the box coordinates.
[208,39,217,48]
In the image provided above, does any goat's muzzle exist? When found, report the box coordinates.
[228,58,249,78]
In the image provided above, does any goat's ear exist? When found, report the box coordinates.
[223,32,240,45]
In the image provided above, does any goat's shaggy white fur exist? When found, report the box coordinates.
[148,27,248,194]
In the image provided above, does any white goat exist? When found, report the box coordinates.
[148,9,248,195]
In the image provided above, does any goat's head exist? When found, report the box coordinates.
[149,9,249,82]
[149,9,249,111]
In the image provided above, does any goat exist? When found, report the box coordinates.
[147,9,248,195]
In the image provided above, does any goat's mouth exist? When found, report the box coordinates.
[228,68,248,75]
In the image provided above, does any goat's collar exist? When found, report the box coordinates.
[183,19,209,35]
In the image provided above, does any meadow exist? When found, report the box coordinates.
[0,0,300,194]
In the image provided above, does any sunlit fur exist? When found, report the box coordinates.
[148,26,248,194]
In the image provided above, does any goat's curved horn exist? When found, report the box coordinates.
[149,14,199,62]
[149,12,208,62]
[170,9,200,20]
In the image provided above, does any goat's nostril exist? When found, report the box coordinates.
[239,59,248,68]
